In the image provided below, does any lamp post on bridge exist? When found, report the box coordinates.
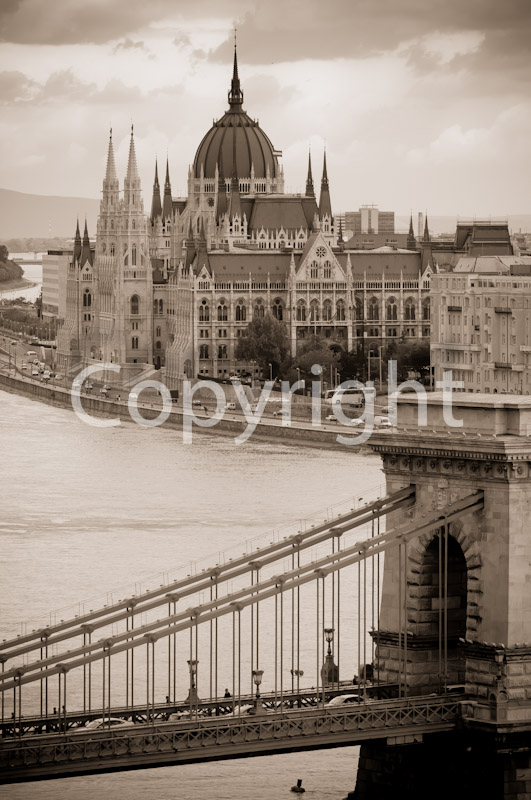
[290,668,304,707]
[321,628,339,690]
[186,659,199,708]
[252,669,264,714]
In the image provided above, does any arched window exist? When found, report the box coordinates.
[155,340,161,350]
[132,244,137,267]
[156,326,161,337]
[336,300,345,321]
[423,298,431,321]
[323,261,332,279]
[254,298,264,318]
[386,297,398,321]
[218,344,227,359]
[110,243,115,257]
[102,242,106,255]
[368,297,379,321]
[310,261,318,279]
[199,300,210,322]
[132,219,136,231]
[83,289,91,308]
[217,299,228,322]
[199,344,209,359]
[131,295,139,315]
[310,300,320,322]
[272,298,283,320]
[235,299,246,322]
[296,301,306,322]
[355,297,364,321]
[153,299,158,315]
[159,299,163,315]
[405,298,416,321]
[322,300,332,321]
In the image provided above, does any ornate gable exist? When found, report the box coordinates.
[296,232,345,282]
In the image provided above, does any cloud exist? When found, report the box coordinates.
[0,70,37,103]
[113,37,149,54]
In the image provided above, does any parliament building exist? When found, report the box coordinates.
[56,48,432,388]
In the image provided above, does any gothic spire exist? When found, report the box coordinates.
[305,149,315,198]
[162,157,173,219]
[318,149,332,219]
[423,213,430,242]
[337,216,344,249]
[216,159,228,221]
[150,160,162,222]
[73,218,81,263]
[80,219,93,266]
[228,35,244,111]
[407,213,417,250]
[104,128,117,184]
[125,124,139,183]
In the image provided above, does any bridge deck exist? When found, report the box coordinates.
[0,695,462,784]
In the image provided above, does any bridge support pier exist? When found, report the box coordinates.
[348,732,531,800]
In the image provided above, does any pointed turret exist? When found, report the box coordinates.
[150,160,162,223]
[216,159,228,221]
[104,129,118,185]
[125,125,139,183]
[337,217,344,249]
[407,214,417,250]
[305,149,315,198]
[423,213,430,242]
[162,158,172,219]
[228,37,244,111]
[80,219,93,266]
[318,150,332,220]
[185,217,196,267]
[73,218,82,263]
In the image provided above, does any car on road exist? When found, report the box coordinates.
[85,382,93,390]
[100,386,109,395]
[21,363,27,370]
[192,399,203,407]
[26,351,36,358]
[225,402,236,411]
[375,416,393,428]
[85,717,134,730]
[325,413,337,422]
[55,373,64,381]
[325,694,361,708]
[31,369,39,376]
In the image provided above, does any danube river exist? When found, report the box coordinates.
[0,389,384,800]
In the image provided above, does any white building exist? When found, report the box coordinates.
[431,256,531,394]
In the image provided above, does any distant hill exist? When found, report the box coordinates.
[0,188,99,239]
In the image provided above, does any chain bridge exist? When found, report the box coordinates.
[1,394,531,798]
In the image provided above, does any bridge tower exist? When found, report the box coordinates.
[352,394,531,800]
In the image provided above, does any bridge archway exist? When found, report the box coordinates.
[416,531,467,642]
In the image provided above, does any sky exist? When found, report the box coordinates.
[0,0,530,217]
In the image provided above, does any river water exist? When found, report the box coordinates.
[0,263,42,303]
[0,389,384,800]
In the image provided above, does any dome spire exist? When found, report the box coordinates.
[228,30,244,110]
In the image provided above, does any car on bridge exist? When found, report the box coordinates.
[85,717,135,730]
[325,694,362,708]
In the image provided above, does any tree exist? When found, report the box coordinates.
[295,338,340,383]
[235,314,289,378]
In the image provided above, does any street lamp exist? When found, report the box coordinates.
[290,668,304,706]
[252,669,264,713]
[10,339,17,374]
[268,362,273,381]
[321,627,339,689]
[296,367,301,384]
[186,659,199,707]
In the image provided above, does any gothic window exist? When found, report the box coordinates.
[336,300,345,321]
[110,243,115,257]
[156,326,161,337]
[131,295,139,315]
[235,299,246,322]
[132,219,136,231]
[199,300,210,322]
[323,261,332,279]
[296,301,306,322]
[83,289,92,308]
[131,337,139,349]
[159,299,163,315]
[254,298,265,318]
[310,261,318,279]
[132,244,137,267]
[423,298,431,320]
[199,344,209,359]
[310,300,320,322]
[272,298,283,320]
[111,220,114,230]
[218,344,228,359]
[322,300,332,321]
[217,299,228,322]
[368,297,379,321]
[405,298,416,321]
[155,340,161,350]
[102,242,106,254]
[386,297,398,321]
[316,246,326,258]
[355,298,364,321]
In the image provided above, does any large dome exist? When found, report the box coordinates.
[192,49,280,181]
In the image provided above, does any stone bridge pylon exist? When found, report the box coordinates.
[352,394,531,800]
